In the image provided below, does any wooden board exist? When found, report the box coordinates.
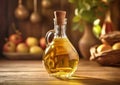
[0,59,120,85]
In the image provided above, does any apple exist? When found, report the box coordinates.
[16,43,29,53]
[26,37,39,47]
[97,44,112,53]
[39,37,46,50]
[112,42,120,50]
[9,33,23,45]
[30,46,43,54]
[3,41,16,52]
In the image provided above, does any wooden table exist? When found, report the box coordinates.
[0,59,120,85]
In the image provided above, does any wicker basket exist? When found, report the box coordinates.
[100,31,120,45]
[90,45,120,66]
[90,31,120,66]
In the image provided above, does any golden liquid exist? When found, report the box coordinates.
[43,37,79,79]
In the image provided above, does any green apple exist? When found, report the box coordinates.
[30,46,43,54]
[16,43,29,53]
[26,37,39,47]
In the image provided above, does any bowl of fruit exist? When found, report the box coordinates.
[90,31,120,66]
[3,31,46,60]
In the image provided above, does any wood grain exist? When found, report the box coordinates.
[0,59,120,85]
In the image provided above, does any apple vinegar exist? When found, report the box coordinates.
[43,11,79,79]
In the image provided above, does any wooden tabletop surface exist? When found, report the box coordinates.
[0,59,120,85]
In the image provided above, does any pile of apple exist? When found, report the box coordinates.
[96,41,120,53]
[3,32,46,55]
[90,36,120,65]
[96,16,120,53]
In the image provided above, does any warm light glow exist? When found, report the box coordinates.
[93,19,100,25]
[75,8,79,16]
[102,0,107,3]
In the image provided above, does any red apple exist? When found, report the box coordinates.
[9,33,23,45]
[39,37,46,50]
[16,43,29,53]
[26,37,39,47]
[3,41,16,53]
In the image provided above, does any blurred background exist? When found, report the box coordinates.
[0,0,120,58]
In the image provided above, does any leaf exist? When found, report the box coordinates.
[72,23,84,32]
[70,0,112,32]
[72,16,81,23]
[83,1,91,10]
[93,24,102,38]
[72,23,80,30]
[68,0,75,3]
[81,10,96,23]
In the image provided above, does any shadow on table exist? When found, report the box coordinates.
[1,76,120,85]
[56,75,120,85]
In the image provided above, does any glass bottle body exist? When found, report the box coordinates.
[43,19,79,79]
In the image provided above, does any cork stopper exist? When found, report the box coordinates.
[54,10,66,25]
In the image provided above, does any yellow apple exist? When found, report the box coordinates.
[30,46,43,54]
[26,37,39,47]
[97,44,112,53]
[16,43,29,53]
[112,42,120,50]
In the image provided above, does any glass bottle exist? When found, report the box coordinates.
[43,11,79,79]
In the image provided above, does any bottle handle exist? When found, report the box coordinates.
[45,30,55,46]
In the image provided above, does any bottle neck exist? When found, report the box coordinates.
[54,19,67,38]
